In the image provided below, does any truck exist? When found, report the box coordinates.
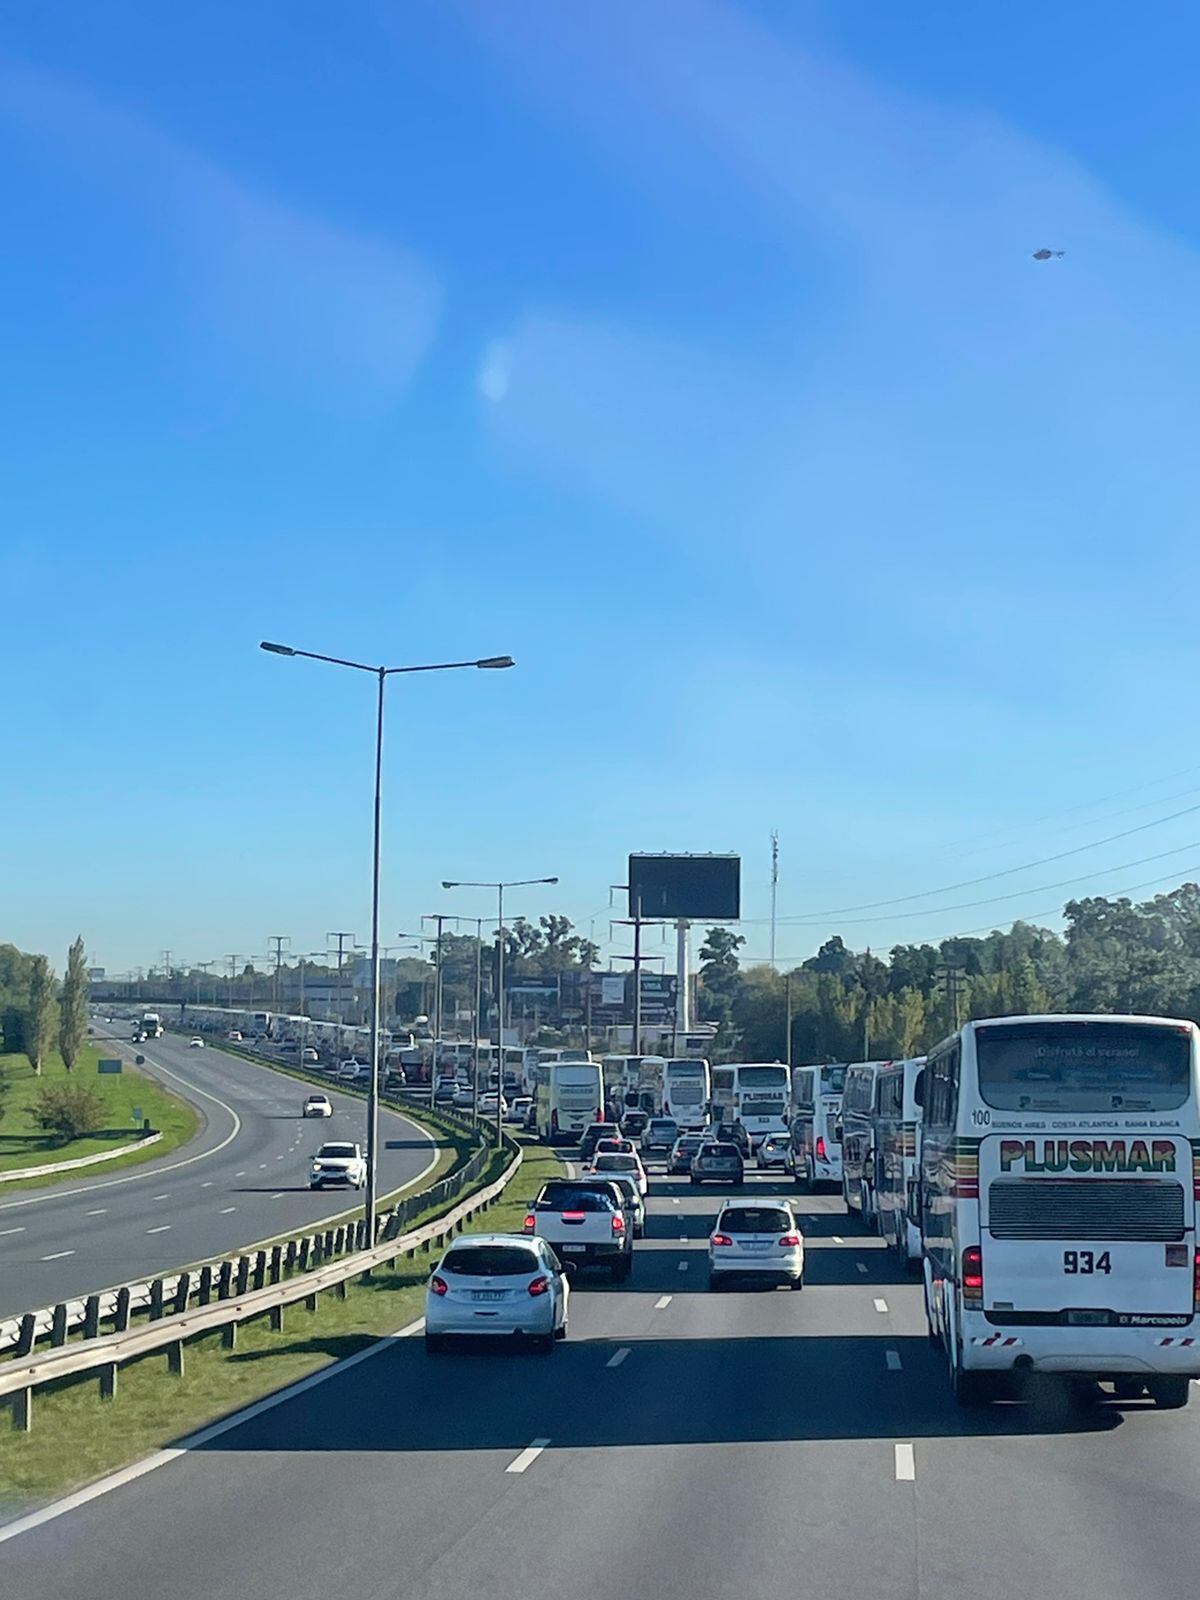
[522,1179,632,1282]
[139,1011,163,1040]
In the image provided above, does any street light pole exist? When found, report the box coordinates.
[262,640,514,1241]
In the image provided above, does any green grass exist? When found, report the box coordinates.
[0,1046,199,1192]
[0,1136,564,1515]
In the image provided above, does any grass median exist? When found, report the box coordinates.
[0,1046,199,1193]
[0,1136,565,1517]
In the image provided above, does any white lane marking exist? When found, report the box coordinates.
[886,1349,902,1371]
[200,1182,214,1188]
[680,1234,689,1243]
[258,1163,267,1169]
[606,1347,631,1369]
[654,1295,672,1309]
[671,1198,680,1205]
[41,1250,75,1260]
[677,1260,689,1272]
[894,1443,916,1482]
[0,1047,243,1215]
[505,1438,550,1475]
[235,1171,246,1178]
[0,1226,26,1235]
[856,1263,868,1274]
[874,1297,889,1313]
[832,1235,844,1244]
[146,1225,171,1235]
[276,1154,285,1160]
[0,1315,426,1545]
[84,1208,107,1216]
[270,1193,285,1200]
[219,1206,237,1215]
[153,1194,170,1201]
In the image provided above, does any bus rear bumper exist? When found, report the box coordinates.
[962,1320,1200,1377]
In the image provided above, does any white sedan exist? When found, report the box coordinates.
[188,1037,204,1049]
[425,1234,569,1353]
[478,1092,507,1116]
[588,1150,649,1198]
[309,1141,366,1189]
[302,1094,333,1118]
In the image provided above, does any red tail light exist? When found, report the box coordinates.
[528,1275,550,1297]
[962,1245,983,1308]
[595,1106,602,1120]
[430,1274,448,1296]
[1193,1247,1200,1312]
[711,1233,733,1247]
[522,1213,536,1233]
[779,1234,801,1247]
[611,1213,625,1234]
[815,1136,827,1160]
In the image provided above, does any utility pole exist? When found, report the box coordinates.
[785,970,793,1068]
[196,960,216,1004]
[769,829,779,969]
[268,935,289,1013]
[327,933,355,1030]
[422,914,456,1046]
[935,962,967,1032]
[225,955,243,1009]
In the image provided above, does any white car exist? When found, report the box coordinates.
[506,1096,533,1125]
[302,1094,333,1118]
[301,1047,320,1064]
[226,1030,242,1041]
[309,1141,366,1189]
[709,1201,805,1290]
[337,1059,362,1083]
[188,1037,204,1049]
[756,1133,790,1171]
[425,1234,569,1353]
[478,1092,507,1116]
[588,1150,649,1197]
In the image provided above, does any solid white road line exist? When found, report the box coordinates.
[505,1439,550,1475]
[607,1347,631,1369]
[0,1315,427,1545]
[886,1349,902,1371]
[146,1225,171,1234]
[856,1263,868,1274]
[874,1297,889,1313]
[219,1206,237,1214]
[0,1226,26,1236]
[41,1250,74,1260]
[894,1443,916,1482]
[654,1295,672,1309]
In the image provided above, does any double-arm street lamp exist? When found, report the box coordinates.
[441,877,558,1144]
[261,640,514,1238]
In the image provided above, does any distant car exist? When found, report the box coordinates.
[303,1094,333,1118]
[620,1109,649,1139]
[580,1122,622,1161]
[309,1141,366,1189]
[479,1092,507,1116]
[691,1142,744,1187]
[301,1047,320,1064]
[337,1060,362,1082]
[523,1100,538,1132]
[709,1201,804,1290]
[226,1030,243,1041]
[602,1172,646,1238]
[594,1137,636,1157]
[188,1037,204,1049]
[756,1133,790,1171]
[710,1120,752,1160]
[434,1080,457,1105]
[453,1085,475,1108]
[425,1235,569,1354]
[589,1150,649,1198]
[640,1118,680,1156]
[507,1095,533,1125]
[667,1133,707,1175]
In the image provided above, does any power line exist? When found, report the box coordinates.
[940,762,1200,851]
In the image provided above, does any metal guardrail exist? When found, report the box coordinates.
[0,1136,522,1430]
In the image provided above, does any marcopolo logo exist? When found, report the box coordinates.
[998,1138,1177,1175]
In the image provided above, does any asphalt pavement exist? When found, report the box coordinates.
[0,1025,436,1315]
[5,1148,1198,1598]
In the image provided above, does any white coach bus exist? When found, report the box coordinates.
[662,1058,710,1130]
[920,1013,1200,1409]
[534,1058,604,1144]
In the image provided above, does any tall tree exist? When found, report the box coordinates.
[24,955,57,1077]
[59,935,88,1072]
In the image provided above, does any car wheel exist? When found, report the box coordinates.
[554,1318,568,1341]
[790,1272,804,1290]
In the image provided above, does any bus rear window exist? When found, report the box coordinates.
[976,1021,1192,1113]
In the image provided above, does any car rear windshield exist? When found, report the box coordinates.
[442,1245,539,1277]
[702,1144,740,1158]
[535,1186,616,1212]
[976,1020,1192,1113]
[650,1121,678,1132]
[595,1155,638,1171]
[719,1208,792,1234]
[318,1144,355,1158]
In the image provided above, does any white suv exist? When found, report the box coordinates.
[709,1201,805,1290]
[309,1141,367,1189]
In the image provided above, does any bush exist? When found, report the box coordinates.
[31,1083,106,1143]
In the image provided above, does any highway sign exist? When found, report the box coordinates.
[97,1058,123,1075]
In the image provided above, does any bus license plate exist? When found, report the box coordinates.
[1067,1309,1109,1326]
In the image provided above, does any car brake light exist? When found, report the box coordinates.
[430,1275,448,1296]
[711,1233,733,1247]
[962,1245,983,1308]
[563,1211,587,1221]
[528,1275,550,1297]
[779,1234,801,1247]
[815,1136,827,1160]
[611,1213,625,1234]
[522,1213,536,1232]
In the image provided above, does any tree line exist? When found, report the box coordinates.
[0,937,102,1141]
[696,882,1200,1063]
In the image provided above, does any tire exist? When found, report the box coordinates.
[924,1269,943,1350]
[860,1180,877,1234]
[790,1273,804,1290]
[554,1318,568,1341]
[1146,1376,1191,1409]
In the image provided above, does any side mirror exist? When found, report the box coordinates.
[913,1069,925,1109]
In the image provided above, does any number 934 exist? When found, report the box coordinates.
[1063,1249,1111,1275]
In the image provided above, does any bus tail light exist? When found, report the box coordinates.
[1193,1247,1200,1312]
[815,1136,827,1161]
[711,1233,733,1247]
[962,1245,983,1308]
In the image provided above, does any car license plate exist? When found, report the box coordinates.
[472,1290,505,1301]
[561,1244,586,1253]
[744,1242,770,1252]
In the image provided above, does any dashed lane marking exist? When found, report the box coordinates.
[607,1348,631,1369]
[677,1261,689,1272]
[505,1439,550,1475]
[219,1206,237,1215]
[856,1263,868,1274]
[654,1295,672,1309]
[874,1297,889,1313]
[895,1443,916,1481]
[886,1349,902,1371]
[41,1250,75,1260]
[0,1226,27,1235]
[147,1225,171,1234]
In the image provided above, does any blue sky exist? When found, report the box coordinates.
[4,0,1200,974]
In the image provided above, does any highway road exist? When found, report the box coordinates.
[5,1155,1196,1598]
[0,1026,436,1317]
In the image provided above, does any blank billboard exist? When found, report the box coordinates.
[628,853,740,920]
